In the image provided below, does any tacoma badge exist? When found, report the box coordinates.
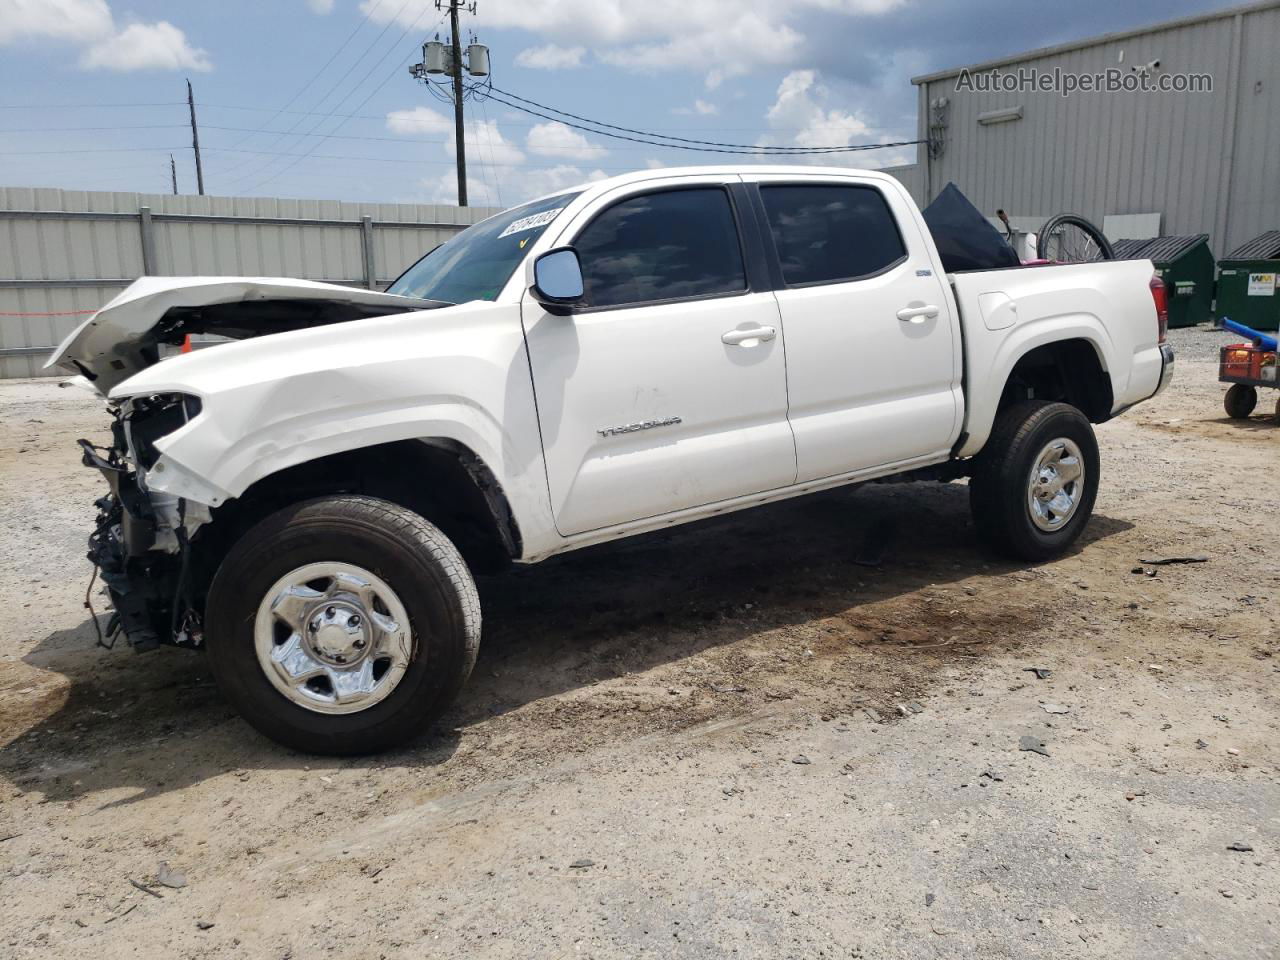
[597,416,683,438]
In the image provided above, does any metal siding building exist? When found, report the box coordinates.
[903,1,1280,255]
[878,163,926,208]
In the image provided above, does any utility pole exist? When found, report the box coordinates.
[170,154,178,194]
[186,78,205,196]
[446,0,468,206]
[410,3,486,207]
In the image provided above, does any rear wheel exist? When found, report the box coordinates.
[205,496,480,755]
[969,401,1100,561]
[1224,384,1258,419]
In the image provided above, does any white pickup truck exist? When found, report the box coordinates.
[50,166,1174,754]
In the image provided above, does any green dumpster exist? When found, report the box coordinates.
[1215,230,1280,332]
[1113,234,1216,328]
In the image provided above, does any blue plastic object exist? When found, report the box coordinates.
[1219,317,1279,351]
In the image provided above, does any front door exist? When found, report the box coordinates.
[522,180,796,537]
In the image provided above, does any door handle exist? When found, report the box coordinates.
[896,305,940,323]
[721,325,777,345]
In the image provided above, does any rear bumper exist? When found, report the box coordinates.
[1154,343,1175,396]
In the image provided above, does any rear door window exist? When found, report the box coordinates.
[760,184,906,286]
[574,188,746,308]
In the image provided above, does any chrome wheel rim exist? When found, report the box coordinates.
[253,563,413,715]
[1027,437,1085,532]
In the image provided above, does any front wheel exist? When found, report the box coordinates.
[204,496,480,755]
[969,401,1100,562]
[1224,383,1257,419]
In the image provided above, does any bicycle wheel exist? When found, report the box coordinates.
[1037,214,1115,263]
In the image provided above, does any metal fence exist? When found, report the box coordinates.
[0,187,499,379]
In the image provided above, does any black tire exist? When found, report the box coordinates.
[1037,213,1115,262]
[969,401,1100,562]
[1224,384,1257,419]
[204,496,480,755]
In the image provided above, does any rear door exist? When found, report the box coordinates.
[521,177,796,536]
[743,174,962,483]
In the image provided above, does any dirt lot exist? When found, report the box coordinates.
[0,326,1277,959]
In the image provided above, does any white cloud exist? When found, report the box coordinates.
[521,164,608,198]
[307,0,335,12]
[754,69,868,165]
[420,164,606,208]
[388,107,526,167]
[752,68,914,168]
[361,0,905,87]
[448,117,526,168]
[526,122,607,161]
[386,97,606,207]
[598,14,799,88]
[801,0,906,11]
[0,1,211,72]
[765,70,869,146]
[386,105,453,137]
[0,0,112,44]
[672,99,718,116]
[514,43,585,70]
[420,170,499,208]
[81,21,211,72]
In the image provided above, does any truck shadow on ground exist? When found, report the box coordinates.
[1,481,1132,806]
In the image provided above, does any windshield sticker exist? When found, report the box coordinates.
[498,206,567,238]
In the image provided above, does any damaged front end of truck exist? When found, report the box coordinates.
[80,391,209,649]
[51,276,447,652]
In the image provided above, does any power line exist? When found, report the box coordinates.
[482,85,925,155]
[197,101,887,135]
[212,0,394,179]
[0,124,186,133]
[0,146,184,155]
[476,95,502,207]
[0,101,911,145]
[226,0,423,188]
[237,5,446,194]
[200,146,638,174]
[0,101,184,109]
[0,143,536,171]
[0,122,906,155]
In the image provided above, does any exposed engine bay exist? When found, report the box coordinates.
[46,276,444,392]
[54,278,450,651]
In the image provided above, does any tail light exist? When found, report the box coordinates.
[1149,274,1168,344]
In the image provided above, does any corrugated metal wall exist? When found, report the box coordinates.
[879,163,926,208]
[0,188,498,379]
[910,1,1280,258]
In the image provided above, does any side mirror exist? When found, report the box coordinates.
[530,247,584,315]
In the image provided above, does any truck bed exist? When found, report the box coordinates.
[949,258,1166,457]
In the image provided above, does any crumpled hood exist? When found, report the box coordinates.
[45,276,436,394]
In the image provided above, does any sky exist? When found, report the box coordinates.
[0,0,1247,208]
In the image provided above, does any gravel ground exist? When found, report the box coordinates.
[0,325,1277,959]
[1168,322,1236,363]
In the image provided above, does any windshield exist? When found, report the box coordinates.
[386,192,581,303]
